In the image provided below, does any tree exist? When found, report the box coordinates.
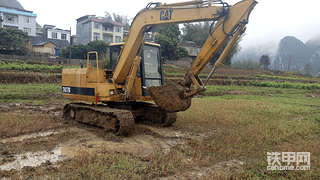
[158,24,180,40]
[105,11,130,31]
[259,55,270,70]
[177,46,189,58]
[104,12,113,22]
[0,28,29,55]
[304,63,312,76]
[155,34,179,60]
[112,13,130,31]
[181,22,211,45]
[181,22,242,66]
[87,40,109,58]
[59,40,109,60]
[274,56,279,70]
[286,56,292,71]
[154,25,188,60]
[60,44,88,59]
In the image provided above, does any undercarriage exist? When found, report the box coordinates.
[63,102,177,135]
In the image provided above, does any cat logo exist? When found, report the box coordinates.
[160,10,173,21]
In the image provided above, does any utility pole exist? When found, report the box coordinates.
[0,16,3,28]
[69,27,71,63]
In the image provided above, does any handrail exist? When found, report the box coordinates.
[87,51,100,84]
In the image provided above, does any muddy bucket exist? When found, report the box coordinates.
[146,81,192,112]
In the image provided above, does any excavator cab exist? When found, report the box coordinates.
[109,42,164,96]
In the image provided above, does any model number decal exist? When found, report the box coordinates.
[62,86,71,93]
[160,10,173,21]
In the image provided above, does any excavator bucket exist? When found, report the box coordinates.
[146,81,192,113]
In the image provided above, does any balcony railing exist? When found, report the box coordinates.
[4,20,18,25]
[103,28,113,32]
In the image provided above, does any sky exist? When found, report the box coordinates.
[19,0,320,51]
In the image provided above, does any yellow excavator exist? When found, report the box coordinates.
[62,0,257,135]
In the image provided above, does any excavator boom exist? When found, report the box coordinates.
[143,0,257,112]
[113,0,257,84]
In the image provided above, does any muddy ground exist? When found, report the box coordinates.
[0,102,241,179]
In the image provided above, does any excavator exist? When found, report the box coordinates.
[62,0,257,135]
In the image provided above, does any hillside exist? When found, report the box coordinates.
[233,35,320,76]
[0,0,24,10]
[275,36,319,75]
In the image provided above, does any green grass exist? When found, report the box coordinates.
[0,83,62,104]
[250,81,320,90]
[175,97,320,179]
[58,149,150,179]
[205,85,320,107]
[0,112,64,137]
[254,74,316,81]
[46,85,320,179]
[163,70,210,77]
[1,76,320,179]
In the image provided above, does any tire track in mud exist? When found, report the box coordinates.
[0,102,217,178]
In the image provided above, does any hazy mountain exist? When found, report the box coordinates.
[0,0,24,10]
[232,35,320,76]
[306,37,320,75]
[305,36,320,54]
[274,36,320,75]
[274,36,312,72]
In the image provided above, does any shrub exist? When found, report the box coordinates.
[249,81,320,90]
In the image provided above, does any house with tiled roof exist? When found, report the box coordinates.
[28,36,70,56]
[76,15,124,44]
[27,24,71,56]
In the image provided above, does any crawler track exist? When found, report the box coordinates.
[63,103,134,136]
[63,102,177,136]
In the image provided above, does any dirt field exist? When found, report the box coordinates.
[0,102,235,179]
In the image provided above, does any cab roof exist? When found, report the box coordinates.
[110,41,160,47]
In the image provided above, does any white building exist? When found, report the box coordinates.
[43,25,71,43]
[0,4,37,36]
[76,15,124,44]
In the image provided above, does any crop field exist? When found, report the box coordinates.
[0,63,320,179]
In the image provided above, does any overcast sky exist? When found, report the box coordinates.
[19,0,320,50]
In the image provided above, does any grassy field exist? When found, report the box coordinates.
[178,87,320,179]
[55,86,320,179]
[1,81,319,179]
[0,83,62,104]
[0,64,320,179]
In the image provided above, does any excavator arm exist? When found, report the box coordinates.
[113,0,257,112]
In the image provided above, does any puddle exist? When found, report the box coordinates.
[0,146,63,171]
[0,126,207,172]
[60,133,185,157]
[1,130,65,144]
[144,125,213,140]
